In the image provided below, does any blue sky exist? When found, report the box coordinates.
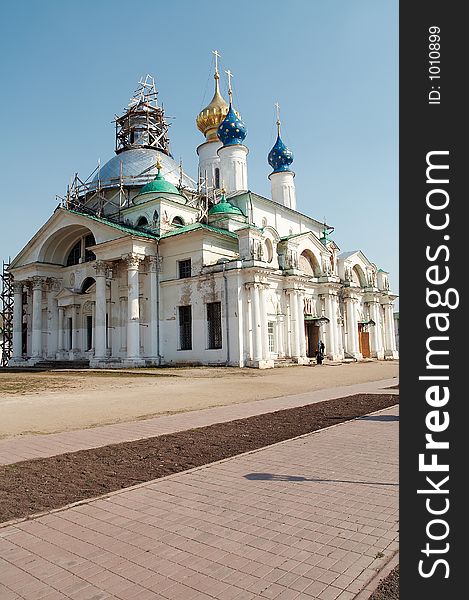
[0,0,398,296]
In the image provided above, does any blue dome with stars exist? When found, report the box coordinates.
[217,104,247,146]
[268,133,294,173]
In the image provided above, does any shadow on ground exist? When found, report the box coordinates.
[243,472,398,486]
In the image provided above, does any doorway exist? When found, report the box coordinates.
[358,324,371,358]
[305,322,320,358]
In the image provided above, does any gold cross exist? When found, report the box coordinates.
[212,49,221,74]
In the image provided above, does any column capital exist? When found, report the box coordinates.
[13,281,24,294]
[123,253,144,269]
[31,276,47,291]
[47,277,62,292]
[245,281,269,290]
[148,255,162,272]
[94,260,110,277]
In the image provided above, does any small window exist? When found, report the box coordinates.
[178,259,191,279]
[207,302,222,349]
[268,321,276,353]
[172,216,184,227]
[179,306,192,350]
[136,216,148,227]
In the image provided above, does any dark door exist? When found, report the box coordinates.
[305,322,320,358]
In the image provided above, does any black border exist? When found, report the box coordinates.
[400,2,465,597]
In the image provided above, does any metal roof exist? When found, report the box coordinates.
[89,148,195,191]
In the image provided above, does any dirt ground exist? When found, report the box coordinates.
[0,361,398,438]
[368,565,399,600]
[0,393,398,523]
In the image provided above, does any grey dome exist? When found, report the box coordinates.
[91,148,195,190]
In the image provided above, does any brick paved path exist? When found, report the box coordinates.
[0,405,399,600]
[0,378,397,466]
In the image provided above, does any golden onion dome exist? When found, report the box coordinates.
[196,72,229,142]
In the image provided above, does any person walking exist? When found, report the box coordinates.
[316,339,325,364]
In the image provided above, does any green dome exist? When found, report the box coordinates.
[138,166,180,196]
[208,194,244,216]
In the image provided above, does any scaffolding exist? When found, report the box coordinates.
[115,75,171,155]
[0,259,13,367]
[55,74,217,227]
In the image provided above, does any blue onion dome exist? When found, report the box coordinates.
[268,133,294,173]
[217,104,247,146]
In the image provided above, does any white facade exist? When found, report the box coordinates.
[8,76,398,369]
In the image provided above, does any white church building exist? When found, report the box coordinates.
[8,61,398,369]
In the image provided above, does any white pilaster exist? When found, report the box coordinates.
[286,294,292,358]
[383,302,398,358]
[12,281,23,360]
[290,290,300,359]
[345,297,360,358]
[297,290,306,358]
[218,144,248,193]
[197,140,223,190]
[324,293,339,359]
[57,306,64,357]
[148,256,160,361]
[277,315,285,358]
[251,284,262,362]
[369,301,384,359]
[94,261,107,360]
[70,305,79,357]
[47,280,59,359]
[269,170,296,210]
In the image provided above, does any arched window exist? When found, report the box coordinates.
[264,239,273,263]
[84,234,96,263]
[172,216,184,227]
[215,167,220,189]
[153,210,159,223]
[66,233,96,266]
[66,240,82,266]
[299,250,320,276]
[136,216,149,227]
[81,277,96,293]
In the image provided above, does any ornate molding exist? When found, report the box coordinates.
[31,276,47,291]
[94,260,109,277]
[12,281,24,294]
[123,253,144,270]
[148,255,162,273]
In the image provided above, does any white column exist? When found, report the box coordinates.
[125,254,142,360]
[148,256,159,359]
[259,284,269,359]
[383,303,397,355]
[12,281,23,359]
[324,294,337,358]
[246,294,253,362]
[297,290,306,358]
[71,305,78,354]
[345,297,359,356]
[369,301,383,358]
[94,261,107,360]
[47,280,59,358]
[31,277,45,358]
[290,290,300,358]
[251,284,263,362]
[57,307,64,355]
[286,294,292,358]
